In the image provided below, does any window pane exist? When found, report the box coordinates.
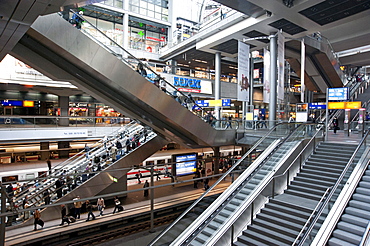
[130,5,139,13]
[162,15,168,21]
[130,0,139,5]
[148,3,154,11]
[147,10,155,18]
[155,12,161,20]
[140,7,147,15]
[140,0,147,8]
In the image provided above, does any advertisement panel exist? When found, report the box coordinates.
[237,40,250,102]
[277,32,285,101]
[263,48,270,103]
[172,153,197,176]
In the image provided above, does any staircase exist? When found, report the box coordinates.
[328,162,370,246]
[234,142,357,246]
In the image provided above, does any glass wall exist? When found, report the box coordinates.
[129,0,169,21]
[129,18,168,53]
[83,16,124,46]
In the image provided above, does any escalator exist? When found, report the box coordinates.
[14,122,168,224]
[286,36,344,93]
[150,123,310,245]
[9,13,235,148]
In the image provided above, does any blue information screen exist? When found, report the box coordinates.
[328,88,349,101]
[174,153,197,176]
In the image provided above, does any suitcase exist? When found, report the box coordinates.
[118,205,124,212]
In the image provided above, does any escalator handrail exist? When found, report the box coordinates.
[68,10,205,117]
[295,129,370,246]
[149,122,297,245]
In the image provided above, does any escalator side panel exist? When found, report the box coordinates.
[12,13,235,147]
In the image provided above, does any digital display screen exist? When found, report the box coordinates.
[328,87,349,101]
[173,153,197,176]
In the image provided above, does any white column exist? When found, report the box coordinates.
[215,52,221,120]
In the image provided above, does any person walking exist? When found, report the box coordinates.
[33,209,43,231]
[97,198,105,216]
[60,204,70,226]
[73,196,82,219]
[85,200,96,221]
[46,158,52,175]
[135,171,142,184]
[113,196,121,214]
[143,180,149,197]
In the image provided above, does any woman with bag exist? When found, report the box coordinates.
[33,209,43,231]
[113,196,122,214]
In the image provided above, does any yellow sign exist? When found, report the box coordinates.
[328,101,361,109]
[208,100,222,107]
[23,100,34,107]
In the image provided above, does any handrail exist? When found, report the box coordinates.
[68,10,205,118]
[359,220,370,246]
[292,187,332,246]
[295,130,370,246]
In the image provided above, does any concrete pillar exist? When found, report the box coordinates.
[215,52,221,120]
[58,96,69,126]
[170,60,177,74]
[269,34,277,124]
[58,141,70,159]
[40,142,50,161]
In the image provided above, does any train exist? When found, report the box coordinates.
[0,146,242,185]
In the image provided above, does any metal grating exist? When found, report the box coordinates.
[268,18,307,35]
[299,0,370,26]
[243,30,270,43]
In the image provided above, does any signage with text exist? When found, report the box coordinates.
[328,87,349,101]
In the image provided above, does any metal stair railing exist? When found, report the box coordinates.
[66,10,206,120]
[294,130,370,246]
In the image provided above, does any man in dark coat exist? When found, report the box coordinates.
[55,178,63,199]
[60,204,70,226]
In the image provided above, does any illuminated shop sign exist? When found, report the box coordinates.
[174,77,201,93]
